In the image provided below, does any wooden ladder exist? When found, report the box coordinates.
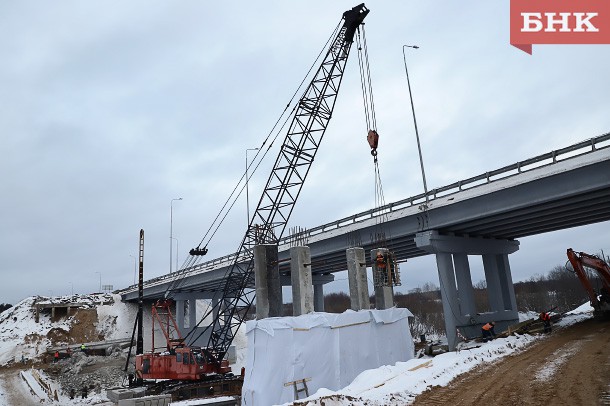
[284,378,311,400]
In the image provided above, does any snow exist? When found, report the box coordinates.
[170,396,237,405]
[278,303,596,406]
[19,370,49,399]
[0,295,596,406]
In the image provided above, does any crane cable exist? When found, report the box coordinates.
[356,26,387,223]
[179,21,342,272]
[163,22,343,303]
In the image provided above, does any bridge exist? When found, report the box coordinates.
[119,132,610,349]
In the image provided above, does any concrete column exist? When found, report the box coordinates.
[436,253,460,350]
[176,299,185,330]
[254,244,282,319]
[497,254,518,312]
[290,246,314,316]
[51,307,55,319]
[370,248,394,310]
[212,297,219,320]
[453,254,476,317]
[483,254,504,311]
[188,298,197,329]
[346,248,369,310]
[313,284,325,312]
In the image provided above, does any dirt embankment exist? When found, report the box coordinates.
[412,319,610,405]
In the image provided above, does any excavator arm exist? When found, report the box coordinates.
[566,248,610,316]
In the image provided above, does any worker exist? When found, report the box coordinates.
[80,343,87,354]
[481,322,496,342]
[81,386,88,399]
[375,252,386,269]
[539,311,552,333]
[53,350,59,363]
[375,252,388,284]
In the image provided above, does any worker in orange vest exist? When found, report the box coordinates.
[53,350,59,363]
[481,322,496,342]
[375,252,388,284]
[539,312,552,333]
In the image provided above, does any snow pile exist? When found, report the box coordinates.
[0,293,134,367]
[170,397,238,405]
[0,296,72,365]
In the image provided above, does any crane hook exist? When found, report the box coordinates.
[367,129,379,163]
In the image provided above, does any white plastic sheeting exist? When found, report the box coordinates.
[241,308,414,406]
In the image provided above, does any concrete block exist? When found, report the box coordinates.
[106,387,134,402]
[119,394,171,406]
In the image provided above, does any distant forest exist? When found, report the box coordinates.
[317,262,607,338]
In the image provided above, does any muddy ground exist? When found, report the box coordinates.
[412,318,610,405]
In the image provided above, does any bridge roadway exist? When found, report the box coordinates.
[120,133,610,302]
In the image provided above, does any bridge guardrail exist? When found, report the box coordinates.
[276,132,610,243]
[121,132,609,292]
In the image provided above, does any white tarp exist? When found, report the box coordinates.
[241,308,414,406]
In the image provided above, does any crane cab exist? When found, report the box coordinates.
[136,346,231,381]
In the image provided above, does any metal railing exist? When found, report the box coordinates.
[276,132,610,243]
[119,132,610,292]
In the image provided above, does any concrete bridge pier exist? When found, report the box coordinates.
[415,230,520,351]
[254,244,282,319]
[370,248,394,310]
[174,292,216,347]
[290,246,314,316]
[313,283,325,312]
[346,247,370,310]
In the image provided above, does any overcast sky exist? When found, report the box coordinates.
[1,1,609,305]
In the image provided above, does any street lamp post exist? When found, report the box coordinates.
[171,237,179,273]
[170,198,183,274]
[245,148,259,226]
[402,45,429,206]
[95,271,101,292]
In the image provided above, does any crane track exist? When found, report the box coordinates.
[145,374,243,401]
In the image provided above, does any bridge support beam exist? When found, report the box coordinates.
[415,230,520,351]
[290,246,314,316]
[313,283,325,312]
[254,244,282,319]
[370,248,394,310]
[172,292,219,348]
[346,248,370,310]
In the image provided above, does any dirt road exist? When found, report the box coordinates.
[0,367,42,406]
[412,318,610,405]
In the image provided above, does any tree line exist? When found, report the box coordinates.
[321,263,605,339]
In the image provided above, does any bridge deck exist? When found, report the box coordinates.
[119,133,610,301]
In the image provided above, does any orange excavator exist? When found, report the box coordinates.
[566,248,610,318]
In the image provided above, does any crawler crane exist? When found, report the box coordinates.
[136,3,371,380]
